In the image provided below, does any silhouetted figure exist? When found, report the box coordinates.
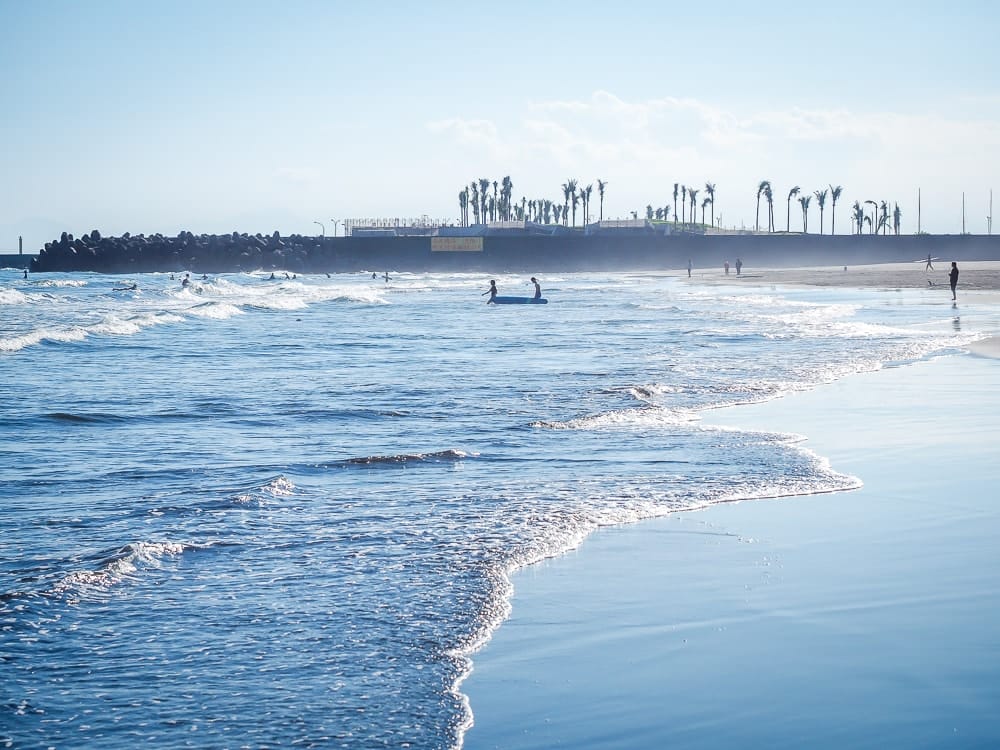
[687,259,692,278]
[483,279,498,304]
[949,262,959,300]
[724,260,730,275]
[23,269,28,279]
[735,257,743,276]
[530,276,541,299]
[181,274,190,287]
[926,253,934,271]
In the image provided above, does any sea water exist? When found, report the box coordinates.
[0,268,991,749]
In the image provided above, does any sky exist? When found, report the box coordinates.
[2,0,999,252]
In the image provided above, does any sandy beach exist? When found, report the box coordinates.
[685,260,1000,297]
[464,268,1000,749]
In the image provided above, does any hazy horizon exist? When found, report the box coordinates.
[2,0,998,252]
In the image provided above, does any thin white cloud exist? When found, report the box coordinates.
[426,118,500,149]
[425,90,1000,231]
[273,166,321,185]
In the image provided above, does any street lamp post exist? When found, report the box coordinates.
[330,219,342,237]
[314,221,326,238]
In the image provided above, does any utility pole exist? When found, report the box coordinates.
[989,190,993,235]
[917,188,921,234]
[18,235,23,255]
[962,192,966,234]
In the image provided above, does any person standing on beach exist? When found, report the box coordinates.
[735,258,743,276]
[483,279,498,304]
[926,253,934,271]
[687,259,692,278]
[724,260,730,275]
[530,277,541,299]
[949,262,959,300]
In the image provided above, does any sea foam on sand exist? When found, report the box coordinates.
[464,352,1000,749]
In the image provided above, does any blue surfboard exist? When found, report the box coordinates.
[492,296,548,304]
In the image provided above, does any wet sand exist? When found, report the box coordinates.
[684,260,1000,296]
[463,280,1000,749]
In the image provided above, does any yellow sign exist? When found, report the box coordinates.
[431,237,484,252]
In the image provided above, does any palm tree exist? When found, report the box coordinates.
[470,182,481,225]
[829,185,843,235]
[681,185,687,229]
[799,194,812,233]
[756,180,771,232]
[500,176,513,221]
[554,204,563,225]
[673,183,679,227]
[688,187,699,224]
[571,189,581,227]
[478,178,490,225]
[562,179,578,226]
[701,196,710,226]
[705,182,716,226]
[458,188,468,226]
[864,200,878,235]
[597,179,608,222]
[879,201,890,235]
[764,184,775,232]
[851,200,863,234]
[893,203,902,235]
[786,186,800,232]
[814,189,828,235]
[646,205,654,220]
[584,184,593,225]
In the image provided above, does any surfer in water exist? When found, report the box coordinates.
[483,279,498,304]
[181,274,190,287]
[530,277,541,299]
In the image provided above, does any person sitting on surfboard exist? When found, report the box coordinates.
[483,280,498,304]
[530,277,541,299]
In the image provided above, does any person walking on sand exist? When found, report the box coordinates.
[687,259,692,278]
[926,253,934,271]
[483,279,498,304]
[949,262,959,300]
[530,276,541,299]
[735,257,743,276]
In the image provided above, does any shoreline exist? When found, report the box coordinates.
[680,259,1000,294]
[462,284,1000,747]
[464,352,1000,749]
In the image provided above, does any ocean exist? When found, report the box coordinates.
[0,267,990,749]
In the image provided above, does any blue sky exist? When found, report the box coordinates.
[2,0,999,251]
